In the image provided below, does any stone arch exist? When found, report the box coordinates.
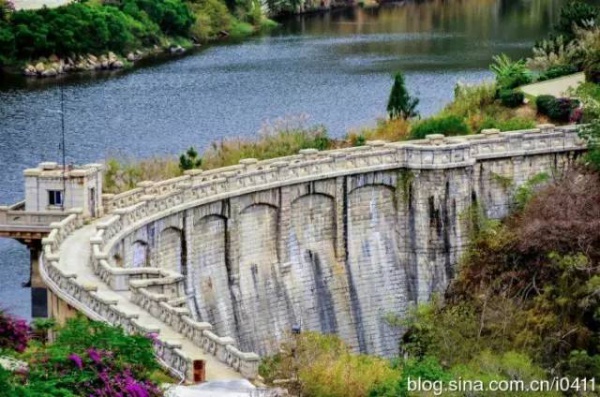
[192,214,235,337]
[346,184,406,357]
[347,182,396,196]
[235,203,291,354]
[288,193,346,336]
[131,240,149,268]
[158,227,185,274]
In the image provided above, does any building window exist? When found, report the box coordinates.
[48,190,63,206]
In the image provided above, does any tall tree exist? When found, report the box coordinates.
[387,72,419,120]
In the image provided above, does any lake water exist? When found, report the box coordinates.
[0,0,576,318]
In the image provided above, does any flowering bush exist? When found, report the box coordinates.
[0,310,30,353]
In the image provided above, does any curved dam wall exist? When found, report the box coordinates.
[101,125,584,358]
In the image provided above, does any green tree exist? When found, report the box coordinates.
[179,146,202,171]
[555,1,598,41]
[387,72,419,120]
[580,117,600,170]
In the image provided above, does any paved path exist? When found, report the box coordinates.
[12,0,72,10]
[521,73,585,98]
[59,224,243,381]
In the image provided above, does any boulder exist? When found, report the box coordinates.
[88,54,98,62]
[41,68,57,77]
[136,49,143,55]
[108,51,116,60]
[169,45,185,54]
[101,60,109,69]
[35,62,45,73]
[48,54,59,62]
[63,64,71,72]
[126,52,136,62]
[23,65,37,76]
[111,60,124,69]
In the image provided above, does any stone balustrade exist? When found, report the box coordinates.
[39,124,585,383]
[100,125,584,216]
[37,209,193,381]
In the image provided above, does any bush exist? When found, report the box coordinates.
[387,71,419,120]
[490,54,532,90]
[442,82,497,118]
[498,89,524,108]
[537,64,579,81]
[547,97,580,122]
[0,310,30,353]
[410,115,471,139]
[260,332,399,397]
[536,94,557,115]
[478,116,536,132]
[555,1,598,40]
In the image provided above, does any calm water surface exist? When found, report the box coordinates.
[0,0,578,317]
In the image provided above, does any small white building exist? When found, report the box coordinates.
[23,162,104,218]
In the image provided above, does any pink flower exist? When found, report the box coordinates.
[68,353,83,370]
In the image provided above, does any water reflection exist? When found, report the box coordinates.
[0,0,589,318]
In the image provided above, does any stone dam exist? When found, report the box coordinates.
[0,124,586,381]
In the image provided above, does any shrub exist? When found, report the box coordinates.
[498,89,524,108]
[536,94,557,115]
[537,64,579,81]
[547,97,580,122]
[179,147,202,171]
[555,1,598,40]
[583,49,600,83]
[579,118,600,170]
[260,332,399,397]
[387,71,419,120]
[410,115,471,140]
[442,82,497,118]
[478,116,536,132]
[0,310,30,353]
[490,54,532,90]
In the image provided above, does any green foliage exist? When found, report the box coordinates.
[50,316,158,376]
[442,82,497,118]
[368,356,451,397]
[188,0,232,41]
[536,95,579,122]
[579,117,600,170]
[514,172,550,211]
[260,331,399,397]
[351,134,366,147]
[179,146,202,171]
[498,89,524,108]
[490,54,532,90]
[555,1,598,40]
[536,94,557,115]
[387,72,419,120]
[478,116,536,132]
[537,64,579,81]
[229,20,254,37]
[410,115,470,140]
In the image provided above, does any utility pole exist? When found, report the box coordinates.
[60,83,66,211]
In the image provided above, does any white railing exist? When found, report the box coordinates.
[41,125,586,382]
[37,209,193,382]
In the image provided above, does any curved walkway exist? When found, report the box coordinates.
[521,73,585,98]
[58,223,243,381]
[12,0,72,10]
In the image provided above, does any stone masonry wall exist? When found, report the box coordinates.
[104,128,584,358]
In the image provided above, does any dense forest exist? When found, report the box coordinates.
[0,0,280,67]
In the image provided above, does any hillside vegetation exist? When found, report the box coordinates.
[0,0,277,67]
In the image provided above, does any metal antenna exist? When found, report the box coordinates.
[60,83,66,211]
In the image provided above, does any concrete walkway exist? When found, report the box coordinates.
[58,224,243,381]
[521,73,585,98]
[12,0,72,10]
